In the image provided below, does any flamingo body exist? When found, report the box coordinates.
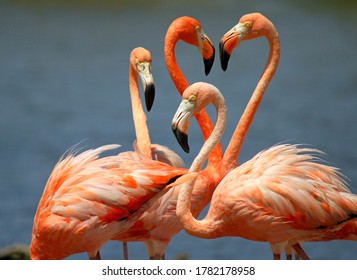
[30,145,186,259]
[192,145,357,242]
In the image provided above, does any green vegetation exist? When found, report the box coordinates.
[0,244,30,260]
[294,0,357,15]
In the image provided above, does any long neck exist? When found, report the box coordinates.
[222,29,280,172]
[129,64,152,159]
[164,30,189,95]
[164,30,222,168]
[176,93,227,238]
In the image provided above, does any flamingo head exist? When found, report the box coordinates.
[130,47,156,111]
[172,82,220,153]
[171,95,194,153]
[172,16,215,75]
[219,13,271,71]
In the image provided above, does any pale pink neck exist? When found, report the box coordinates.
[222,29,280,172]
[129,64,152,159]
[176,90,227,238]
[188,92,227,172]
[164,30,223,168]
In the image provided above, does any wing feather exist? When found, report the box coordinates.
[36,144,187,226]
[216,144,356,231]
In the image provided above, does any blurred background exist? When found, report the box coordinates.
[0,0,356,259]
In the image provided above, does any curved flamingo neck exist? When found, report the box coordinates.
[164,32,189,95]
[177,90,227,238]
[129,63,152,159]
[164,26,223,169]
[189,92,227,173]
[222,27,280,172]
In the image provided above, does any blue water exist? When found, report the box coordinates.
[1,0,357,259]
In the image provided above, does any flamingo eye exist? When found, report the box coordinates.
[244,22,251,28]
[136,62,147,72]
[195,26,202,38]
[188,95,196,103]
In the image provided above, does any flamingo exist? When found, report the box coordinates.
[111,17,224,259]
[118,47,186,259]
[219,12,357,259]
[30,47,188,260]
[218,12,357,258]
[173,81,357,260]
[30,144,188,260]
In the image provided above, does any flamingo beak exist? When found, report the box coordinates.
[172,99,194,153]
[144,82,155,112]
[202,36,215,75]
[198,29,215,75]
[219,30,239,71]
[172,125,189,153]
[219,22,249,71]
[137,62,155,111]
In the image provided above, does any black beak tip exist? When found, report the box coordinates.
[144,83,155,112]
[172,126,190,153]
[204,48,215,76]
[219,41,230,72]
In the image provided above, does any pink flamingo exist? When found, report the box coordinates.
[173,81,357,260]
[111,17,224,260]
[30,47,189,260]
[119,47,186,259]
[124,47,187,258]
[30,144,187,260]
[219,12,357,258]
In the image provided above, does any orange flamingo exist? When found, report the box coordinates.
[173,81,357,260]
[219,12,357,259]
[30,144,187,260]
[111,17,224,259]
[119,47,186,259]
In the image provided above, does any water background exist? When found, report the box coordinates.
[1,0,357,259]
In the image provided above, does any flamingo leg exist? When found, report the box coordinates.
[123,242,128,260]
[292,243,310,260]
[273,253,281,260]
[270,243,283,260]
[284,242,293,260]
[150,253,163,260]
